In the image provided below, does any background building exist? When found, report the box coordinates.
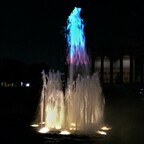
[93,39,144,84]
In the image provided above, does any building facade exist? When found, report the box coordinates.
[93,40,144,84]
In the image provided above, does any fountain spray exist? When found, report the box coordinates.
[32,7,105,134]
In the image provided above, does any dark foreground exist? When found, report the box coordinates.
[0,87,144,144]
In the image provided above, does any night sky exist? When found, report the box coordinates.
[0,0,144,70]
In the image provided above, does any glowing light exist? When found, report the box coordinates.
[40,72,65,131]
[21,82,24,86]
[39,127,49,133]
[55,125,61,130]
[31,124,39,127]
[39,122,45,125]
[70,123,76,127]
[96,130,107,135]
[45,92,64,130]
[70,123,76,130]
[101,126,112,131]
[26,83,30,87]
[66,7,89,65]
[70,127,76,130]
[60,130,71,135]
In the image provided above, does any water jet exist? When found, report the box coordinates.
[32,7,105,134]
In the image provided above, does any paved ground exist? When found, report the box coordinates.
[105,97,144,144]
[0,87,144,144]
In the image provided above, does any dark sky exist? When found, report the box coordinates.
[0,0,144,70]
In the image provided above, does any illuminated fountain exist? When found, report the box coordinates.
[65,7,90,83]
[32,7,105,134]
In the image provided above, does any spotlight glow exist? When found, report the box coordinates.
[70,123,76,130]
[55,125,62,130]
[96,130,107,135]
[70,123,76,127]
[101,126,112,131]
[39,127,49,133]
[60,130,71,135]
[31,124,39,127]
